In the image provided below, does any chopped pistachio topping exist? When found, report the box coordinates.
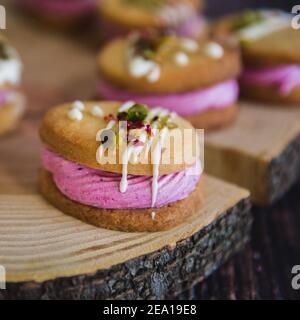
[124,0,166,10]
[231,10,264,31]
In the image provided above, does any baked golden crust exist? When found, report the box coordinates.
[97,38,241,94]
[241,28,300,67]
[240,82,300,105]
[212,14,300,67]
[39,101,198,176]
[0,96,25,136]
[185,104,239,129]
[98,0,202,29]
[39,169,203,232]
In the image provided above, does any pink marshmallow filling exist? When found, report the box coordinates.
[242,65,300,96]
[98,79,239,116]
[15,0,96,17]
[0,90,10,108]
[42,147,201,209]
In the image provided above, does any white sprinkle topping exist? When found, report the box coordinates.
[174,52,189,66]
[72,100,85,111]
[204,42,224,59]
[68,108,83,121]
[151,212,156,220]
[119,101,135,112]
[91,105,104,117]
[181,38,199,52]
[147,64,161,83]
[129,57,155,78]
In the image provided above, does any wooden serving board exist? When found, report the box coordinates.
[205,103,300,205]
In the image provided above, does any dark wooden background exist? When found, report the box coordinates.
[206,0,299,16]
[176,0,300,300]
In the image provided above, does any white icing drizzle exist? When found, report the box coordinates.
[152,126,168,207]
[151,211,156,220]
[204,42,224,59]
[118,100,135,112]
[95,103,177,207]
[238,11,291,42]
[68,108,83,121]
[174,52,189,66]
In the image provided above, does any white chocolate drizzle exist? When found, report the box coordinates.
[96,103,177,207]
[238,11,291,42]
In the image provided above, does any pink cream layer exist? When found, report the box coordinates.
[42,147,201,209]
[0,90,10,107]
[15,0,96,17]
[242,65,300,96]
[98,79,239,116]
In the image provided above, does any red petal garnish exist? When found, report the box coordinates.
[104,114,116,122]
[133,139,145,147]
[146,124,153,137]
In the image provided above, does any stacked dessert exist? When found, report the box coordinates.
[213,10,300,105]
[97,33,241,129]
[0,36,25,136]
[14,0,97,28]
[98,0,207,41]
[39,100,202,232]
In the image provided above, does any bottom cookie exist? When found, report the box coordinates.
[0,95,25,136]
[39,169,204,232]
[240,82,300,105]
[185,104,239,130]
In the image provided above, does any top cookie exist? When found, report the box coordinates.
[40,101,199,176]
[212,10,300,67]
[97,35,241,93]
[98,0,202,29]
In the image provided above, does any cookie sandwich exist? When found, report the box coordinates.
[97,33,241,129]
[15,0,96,28]
[213,10,300,105]
[98,0,206,41]
[39,101,202,232]
[0,36,25,136]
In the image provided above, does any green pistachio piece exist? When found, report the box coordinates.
[126,104,149,122]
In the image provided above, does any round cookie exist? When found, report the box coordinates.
[98,0,202,29]
[212,10,300,105]
[97,37,241,94]
[39,100,202,232]
[39,169,203,232]
[39,101,198,176]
